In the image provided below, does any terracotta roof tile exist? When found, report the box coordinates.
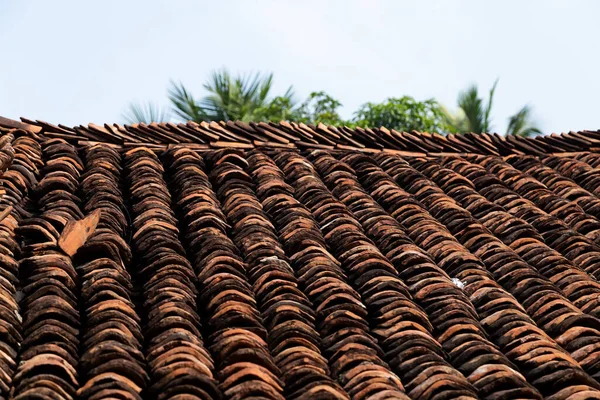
[4,117,600,398]
[5,116,600,156]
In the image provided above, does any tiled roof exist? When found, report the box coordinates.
[2,116,600,398]
[3,115,600,156]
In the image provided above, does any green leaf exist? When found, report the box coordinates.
[353,96,450,133]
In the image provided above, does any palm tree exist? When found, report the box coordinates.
[167,83,205,122]
[445,79,541,137]
[123,102,170,124]
[458,79,497,133]
[168,69,295,122]
[506,105,542,137]
[444,80,497,134]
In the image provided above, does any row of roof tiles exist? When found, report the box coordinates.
[2,116,600,156]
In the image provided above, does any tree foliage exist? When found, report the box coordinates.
[453,79,497,133]
[294,91,345,125]
[168,82,205,122]
[445,79,541,137]
[353,97,450,133]
[255,93,298,122]
[124,70,543,137]
[506,105,542,137]
[168,69,295,123]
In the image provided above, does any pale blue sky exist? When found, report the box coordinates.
[1,1,598,134]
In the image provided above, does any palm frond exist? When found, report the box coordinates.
[202,70,233,120]
[454,79,499,133]
[123,102,170,124]
[483,78,499,133]
[282,86,295,101]
[457,85,485,133]
[168,69,294,123]
[207,69,280,121]
[168,81,206,122]
[257,73,274,104]
[507,105,541,137]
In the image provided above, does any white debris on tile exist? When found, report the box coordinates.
[452,278,465,289]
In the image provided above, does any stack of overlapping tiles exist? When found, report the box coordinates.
[4,116,600,155]
[2,116,600,399]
